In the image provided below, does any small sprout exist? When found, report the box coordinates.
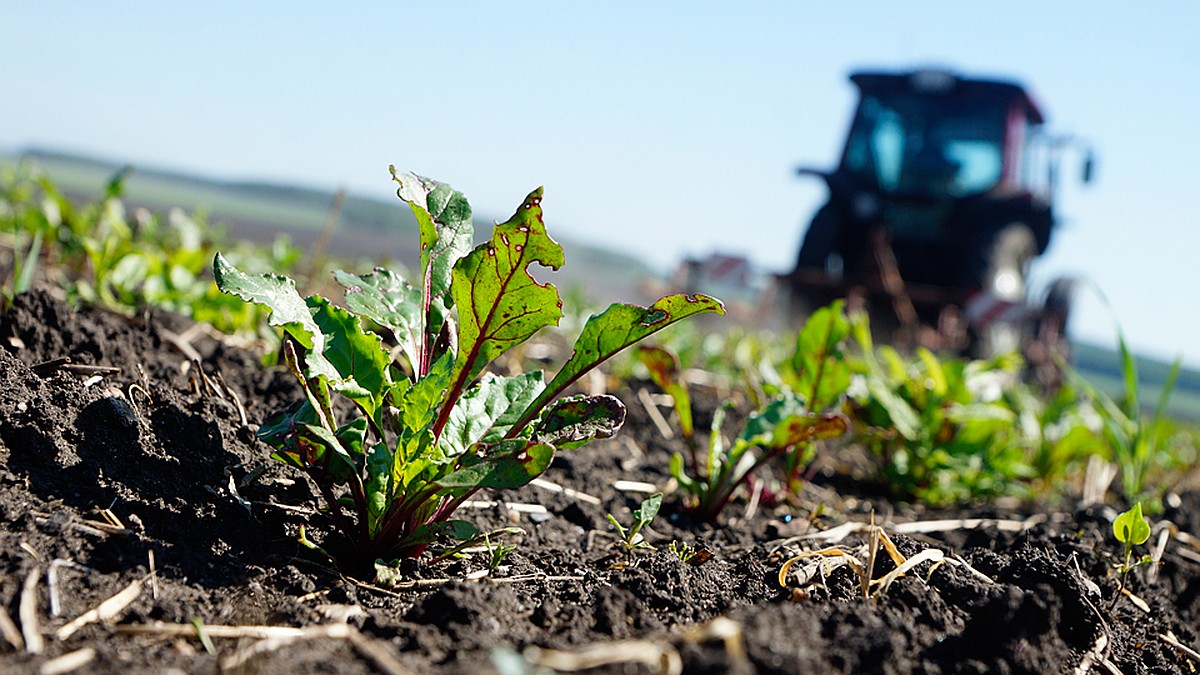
[607,493,662,552]
[483,532,517,571]
[1113,502,1152,547]
[1111,502,1154,605]
[668,540,713,566]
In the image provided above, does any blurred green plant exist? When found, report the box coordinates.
[1009,384,1094,495]
[639,304,854,511]
[845,313,1037,506]
[0,161,301,336]
[0,164,51,307]
[762,301,853,490]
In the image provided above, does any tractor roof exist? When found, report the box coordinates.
[849,69,1045,124]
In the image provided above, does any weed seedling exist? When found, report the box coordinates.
[607,492,662,552]
[483,531,518,571]
[1111,502,1153,605]
[216,169,723,565]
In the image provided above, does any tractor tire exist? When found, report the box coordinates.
[970,223,1037,358]
[1027,277,1077,390]
[794,203,840,271]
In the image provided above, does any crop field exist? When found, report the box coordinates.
[1,160,1199,673]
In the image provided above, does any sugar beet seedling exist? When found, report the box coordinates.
[215,169,723,564]
[637,344,848,523]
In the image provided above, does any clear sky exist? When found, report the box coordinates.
[4,3,1198,365]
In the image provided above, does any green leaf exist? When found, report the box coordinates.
[766,412,850,449]
[917,348,948,398]
[449,187,565,387]
[946,403,1015,444]
[445,520,483,540]
[394,351,454,434]
[215,254,391,413]
[308,297,391,418]
[214,252,322,352]
[1113,503,1151,546]
[706,403,733,478]
[439,371,545,456]
[1151,356,1183,426]
[257,400,319,450]
[393,428,440,489]
[633,493,663,529]
[534,394,626,450]
[14,227,44,295]
[637,345,693,438]
[391,169,473,311]
[739,394,806,443]
[791,301,851,411]
[669,453,695,492]
[739,396,849,451]
[292,422,358,484]
[364,442,393,538]
[865,376,922,440]
[437,440,555,490]
[513,293,725,432]
[335,267,424,371]
[257,382,365,486]
[334,417,370,464]
[105,165,132,199]
[1116,331,1140,420]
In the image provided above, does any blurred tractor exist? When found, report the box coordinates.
[785,68,1092,371]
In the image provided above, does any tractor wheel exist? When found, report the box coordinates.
[794,203,840,271]
[970,223,1037,358]
[1027,277,1077,390]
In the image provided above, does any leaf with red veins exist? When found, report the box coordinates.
[509,293,725,434]
[448,187,564,389]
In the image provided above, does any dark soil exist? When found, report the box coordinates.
[1,289,1199,674]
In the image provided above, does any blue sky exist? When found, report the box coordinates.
[4,3,1198,364]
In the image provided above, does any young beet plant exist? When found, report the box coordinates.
[638,343,848,523]
[215,169,723,563]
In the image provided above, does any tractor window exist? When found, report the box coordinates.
[1020,124,1054,200]
[842,92,1006,197]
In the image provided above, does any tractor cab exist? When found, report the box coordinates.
[788,68,1090,358]
[843,70,1048,202]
